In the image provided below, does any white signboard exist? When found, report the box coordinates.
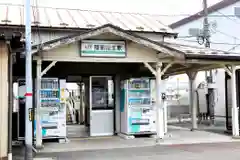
[81,40,126,57]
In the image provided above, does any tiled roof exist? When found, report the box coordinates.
[0,3,175,34]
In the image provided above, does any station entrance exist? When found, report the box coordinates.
[89,76,115,136]
[66,76,115,138]
[39,60,152,139]
[13,60,154,142]
[12,24,240,152]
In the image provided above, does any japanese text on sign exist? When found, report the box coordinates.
[81,40,126,57]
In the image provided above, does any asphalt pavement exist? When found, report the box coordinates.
[31,142,240,160]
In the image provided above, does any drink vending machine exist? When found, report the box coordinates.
[36,78,67,139]
[16,78,67,140]
[120,78,156,135]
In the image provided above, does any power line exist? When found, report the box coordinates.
[209,12,240,52]
[191,9,240,51]
[178,37,240,46]
[215,10,240,25]
[178,35,195,38]
[1,3,240,18]
[228,44,240,51]
[153,14,240,17]
[178,27,240,41]
[178,26,240,49]
[181,28,240,42]
[214,29,240,41]
[177,37,240,52]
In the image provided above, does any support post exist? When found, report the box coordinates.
[155,62,164,142]
[35,59,42,148]
[115,75,121,134]
[24,0,33,159]
[162,79,168,134]
[79,83,84,124]
[187,71,198,131]
[143,62,172,140]
[231,65,239,137]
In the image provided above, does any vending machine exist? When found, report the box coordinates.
[120,78,156,135]
[34,78,67,139]
[16,78,67,140]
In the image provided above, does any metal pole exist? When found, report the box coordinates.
[203,0,214,124]
[8,49,13,160]
[36,60,42,148]
[203,0,210,48]
[25,0,33,159]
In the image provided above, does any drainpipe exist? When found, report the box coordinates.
[7,44,13,160]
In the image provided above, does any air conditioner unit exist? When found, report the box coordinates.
[188,28,203,37]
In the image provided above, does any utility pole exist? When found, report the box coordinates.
[203,0,214,125]
[203,0,210,48]
[25,0,33,159]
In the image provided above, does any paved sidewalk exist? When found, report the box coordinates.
[14,124,240,159]
[34,158,54,160]
[35,142,240,160]
[35,125,239,153]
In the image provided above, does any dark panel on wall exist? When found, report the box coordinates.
[13,61,154,80]
[225,70,240,132]
[44,62,141,77]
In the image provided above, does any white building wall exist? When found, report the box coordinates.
[214,69,226,117]
[171,1,240,118]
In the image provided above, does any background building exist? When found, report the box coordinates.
[169,0,240,120]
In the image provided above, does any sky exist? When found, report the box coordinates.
[3,0,222,15]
